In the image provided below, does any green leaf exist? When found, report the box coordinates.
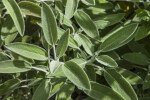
[4,32,18,44]
[85,65,96,81]
[56,29,70,58]
[143,71,150,90]
[94,20,109,29]
[50,60,62,74]
[84,81,125,100]
[100,24,138,52]
[128,41,150,58]
[48,65,65,78]
[78,34,94,56]
[102,51,120,61]
[0,52,9,62]
[28,78,43,87]
[68,35,79,49]
[81,0,95,5]
[19,1,41,18]
[94,13,125,26]
[0,60,31,73]
[96,55,118,67]
[62,61,91,90]
[32,79,51,100]
[57,12,73,29]
[104,69,138,100]
[56,83,75,100]
[65,0,79,19]
[10,52,35,64]
[49,78,66,98]
[0,79,20,96]
[2,0,25,36]
[5,42,48,60]
[122,53,150,66]
[70,58,86,68]
[116,67,143,85]
[42,2,58,45]
[74,10,99,39]
[135,22,150,41]
[1,16,17,39]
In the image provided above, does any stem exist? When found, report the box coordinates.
[32,67,49,74]
[53,45,57,60]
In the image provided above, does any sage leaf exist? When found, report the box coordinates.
[62,61,91,90]
[10,52,35,64]
[143,71,150,90]
[19,1,41,18]
[5,42,48,60]
[85,65,96,81]
[32,79,51,100]
[71,58,86,68]
[0,60,31,73]
[116,67,143,85]
[1,16,17,39]
[0,79,20,96]
[122,52,150,66]
[78,34,94,56]
[104,69,138,100]
[49,78,66,98]
[0,52,9,62]
[94,20,109,29]
[84,81,125,100]
[56,29,69,58]
[81,0,95,5]
[94,13,125,27]
[135,22,150,41]
[96,55,118,67]
[56,83,75,100]
[50,60,62,74]
[2,0,25,36]
[68,35,79,49]
[74,10,99,39]
[65,0,79,19]
[100,24,138,52]
[42,2,58,45]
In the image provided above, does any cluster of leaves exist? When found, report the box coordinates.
[0,0,150,100]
